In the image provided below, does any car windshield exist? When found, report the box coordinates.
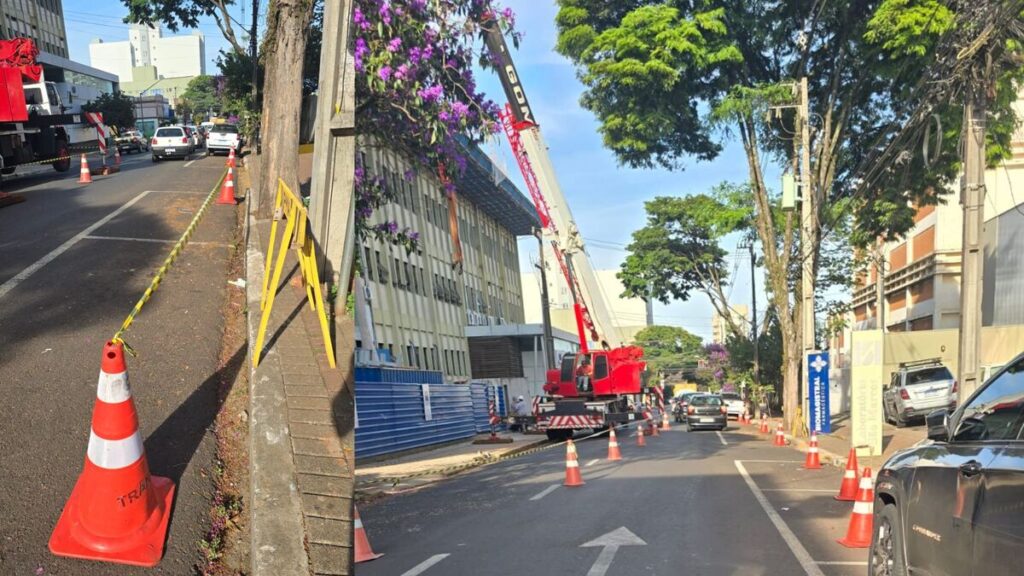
[211,125,239,134]
[721,393,741,400]
[689,395,722,407]
[906,367,953,386]
[155,128,183,137]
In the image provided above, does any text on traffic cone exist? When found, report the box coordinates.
[49,341,176,567]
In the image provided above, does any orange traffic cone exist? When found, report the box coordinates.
[217,167,236,205]
[759,416,769,434]
[114,146,121,166]
[661,412,670,430]
[78,154,92,184]
[804,432,822,469]
[651,418,660,437]
[49,341,175,567]
[773,423,786,446]
[354,506,383,563]
[564,439,584,487]
[226,146,236,168]
[636,423,646,447]
[606,427,622,461]
[834,448,860,501]
[837,468,874,548]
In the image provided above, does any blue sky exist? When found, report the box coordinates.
[62,0,250,74]
[477,0,773,341]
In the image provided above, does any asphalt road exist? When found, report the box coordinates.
[358,424,873,576]
[0,150,240,574]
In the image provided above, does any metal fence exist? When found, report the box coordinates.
[355,367,505,459]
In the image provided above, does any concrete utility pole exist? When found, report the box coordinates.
[250,0,258,116]
[535,230,556,370]
[958,83,987,402]
[799,76,815,431]
[645,281,655,326]
[307,0,356,297]
[746,241,759,387]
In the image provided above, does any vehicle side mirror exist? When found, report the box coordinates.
[926,409,950,442]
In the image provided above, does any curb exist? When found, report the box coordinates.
[244,172,311,576]
[355,438,549,499]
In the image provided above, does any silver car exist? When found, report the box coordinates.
[883,359,956,427]
[720,392,746,419]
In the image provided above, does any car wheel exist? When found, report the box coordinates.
[870,503,907,576]
[152,155,159,163]
[894,412,907,428]
[685,423,692,433]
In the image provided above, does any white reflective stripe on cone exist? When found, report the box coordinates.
[566,461,579,468]
[853,501,873,515]
[844,470,856,478]
[354,518,364,529]
[96,371,131,403]
[87,430,144,469]
[859,478,873,489]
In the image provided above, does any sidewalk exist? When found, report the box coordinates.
[244,157,352,576]
[356,433,548,500]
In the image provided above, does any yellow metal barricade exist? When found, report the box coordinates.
[254,179,336,368]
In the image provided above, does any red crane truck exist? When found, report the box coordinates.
[0,38,105,199]
[483,23,650,441]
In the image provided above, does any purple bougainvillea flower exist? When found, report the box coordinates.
[379,66,392,81]
[387,37,402,52]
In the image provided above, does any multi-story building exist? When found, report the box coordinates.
[0,0,69,58]
[521,264,649,345]
[712,304,749,344]
[89,23,205,83]
[355,142,539,382]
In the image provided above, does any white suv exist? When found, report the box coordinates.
[206,124,243,155]
[883,359,957,427]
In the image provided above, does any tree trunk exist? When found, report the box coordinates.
[258,0,315,218]
[782,327,801,433]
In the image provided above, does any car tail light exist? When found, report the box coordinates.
[720,406,728,415]
[900,388,911,400]
[688,406,695,415]
[951,380,958,394]
[151,138,158,146]
[182,137,189,144]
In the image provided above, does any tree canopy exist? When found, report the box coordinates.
[632,325,703,375]
[178,75,221,121]
[82,91,136,129]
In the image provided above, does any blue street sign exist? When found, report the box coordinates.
[808,352,831,433]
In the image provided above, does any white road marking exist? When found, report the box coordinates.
[738,459,805,464]
[716,431,728,445]
[580,527,646,576]
[586,459,599,467]
[84,235,230,247]
[183,159,197,167]
[762,488,836,493]
[0,191,150,301]
[815,561,869,566]
[735,460,825,576]
[529,484,559,501]
[400,553,450,576]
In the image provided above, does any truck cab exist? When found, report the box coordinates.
[22,80,63,116]
[544,347,645,399]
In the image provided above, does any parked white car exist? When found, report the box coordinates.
[720,392,746,419]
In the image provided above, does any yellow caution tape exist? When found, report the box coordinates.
[111,168,229,354]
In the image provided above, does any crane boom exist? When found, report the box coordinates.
[484,24,625,350]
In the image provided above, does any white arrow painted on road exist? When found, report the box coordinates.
[580,527,646,576]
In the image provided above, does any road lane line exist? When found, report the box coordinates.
[735,460,825,576]
[816,561,869,566]
[184,159,198,167]
[0,191,150,301]
[530,484,559,501]
[715,431,728,445]
[84,235,230,247]
[738,459,804,464]
[400,554,450,576]
[586,459,599,467]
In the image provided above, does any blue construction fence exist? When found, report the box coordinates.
[354,366,506,460]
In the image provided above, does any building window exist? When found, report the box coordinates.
[362,247,373,282]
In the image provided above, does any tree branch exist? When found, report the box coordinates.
[211,0,248,55]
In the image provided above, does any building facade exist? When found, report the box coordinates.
[711,304,749,344]
[0,0,68,58]
[89,24,204,83]
[355,142,539,382]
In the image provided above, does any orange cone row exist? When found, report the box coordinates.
[217,167,237,205]
[607,427,622,461]
[759,417,769,434]
[773,423,786,446]
[564,439,584,487]
[804,432,822,469]
[835,448,860,501]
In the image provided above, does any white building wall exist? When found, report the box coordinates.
[88,40,134,83]
[154,33,205,78]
